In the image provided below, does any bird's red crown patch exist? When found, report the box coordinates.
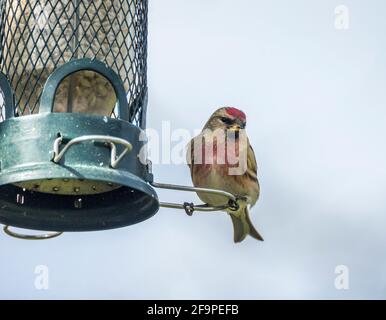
[225,107,246,121]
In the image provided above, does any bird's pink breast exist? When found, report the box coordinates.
[192,138,242,178]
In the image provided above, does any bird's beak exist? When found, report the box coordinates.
[229,122,245,131]
[229,124,241,131]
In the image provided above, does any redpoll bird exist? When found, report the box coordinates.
[187,107,263,243]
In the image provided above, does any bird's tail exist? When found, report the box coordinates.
[229,206,264,243]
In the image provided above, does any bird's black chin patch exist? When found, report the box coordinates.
[226,129,240,140]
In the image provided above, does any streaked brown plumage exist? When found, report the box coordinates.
[187,107,263,243]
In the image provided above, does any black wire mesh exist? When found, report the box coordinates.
[0,0,148,126]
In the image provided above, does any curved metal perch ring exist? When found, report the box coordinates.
[3,226,63,240]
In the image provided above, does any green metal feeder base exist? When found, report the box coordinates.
[0,112,159,232]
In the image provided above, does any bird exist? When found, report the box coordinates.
[187,107,263,243]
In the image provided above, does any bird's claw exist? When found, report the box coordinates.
[228,195,249,211]
[228,199,240,211]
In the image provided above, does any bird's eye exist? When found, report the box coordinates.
[220,117,234,125]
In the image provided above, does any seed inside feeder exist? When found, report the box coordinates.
[5,0,136,116]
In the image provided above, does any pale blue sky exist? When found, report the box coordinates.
[1,0,386,299]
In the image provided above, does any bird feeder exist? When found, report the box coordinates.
[0,0,161,239]
[0,0,240,240]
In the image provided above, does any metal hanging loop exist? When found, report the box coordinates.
[3,226,62,240]
[52,135,133,168]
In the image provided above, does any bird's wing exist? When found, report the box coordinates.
[247,141,258,181]
[186,138,195,177]
[246,141,260,206]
